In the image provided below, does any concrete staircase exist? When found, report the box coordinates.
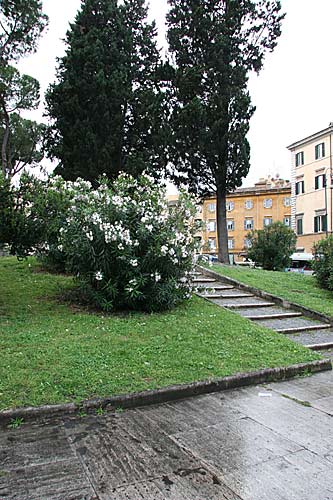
[193,272,333,358]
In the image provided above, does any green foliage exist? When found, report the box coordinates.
[165,0,284,261]
[0,65,41,177]
[0,0,48,62]
[59,173,200,312]
[0,113,45,178]
[8,417,24,429]
[0,174,72,264]
[312,235,333,291]
[45,0,166,183]
[247,221,296,271]
[0,173,44,257]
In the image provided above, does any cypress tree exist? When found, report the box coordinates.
[46,0,166,182]
[166,0,284,262]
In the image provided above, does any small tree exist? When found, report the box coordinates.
[0,65,40,177]
[247,221,296,271]
[0,113,45,179]
[312,236,333,291]
[0,0,48,63]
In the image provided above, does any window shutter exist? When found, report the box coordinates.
[322,215,327,232]
[315,176,319,189]
[302,181,304,193]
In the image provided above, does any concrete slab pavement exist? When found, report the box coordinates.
[1,370,332,500]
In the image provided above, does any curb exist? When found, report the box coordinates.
[197,265,333,325]
[0,359,331,425]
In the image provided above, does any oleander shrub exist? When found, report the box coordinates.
[59,173,201,312]
[312,236,333,291]
[247,221,297,271]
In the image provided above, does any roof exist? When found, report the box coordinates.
[287,122,333,151]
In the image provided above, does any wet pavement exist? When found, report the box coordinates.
[1,369,332,500]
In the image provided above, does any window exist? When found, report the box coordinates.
[315,142,325,160]
[263,198,272,208]
[295,181,305,195]
[284,217,291,227]
[245,200,253,210]
[226,201,234,212]
[244,238,252,249]
[244,218,254,230]
[295,151,304,167]
[283,197,291,207]
[208,237,216,250]
[208,203,216,212]
[315,174,326,190]
[296,217,303,235]
[228,238,234,250]
[207,220,216,232]
[263,217,272,227]
[196,205,202,214]
[314,215,327,233]
[227,219,234,231]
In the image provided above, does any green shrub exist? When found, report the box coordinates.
[59,173,200,312]
[312,236,333,291]
[247,221,297,271]
[0,173,46,258]
[0,173,72,268]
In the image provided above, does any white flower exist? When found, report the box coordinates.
[95,271,103,281]
[130,259,138,267]
[118,243,124,250]
[154,272,161,282]
[86,231,94,241]
[146,224,153,232]
[57,245,63,251]
[161,245,168,256]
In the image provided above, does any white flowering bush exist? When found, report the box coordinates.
[59,174,201,312]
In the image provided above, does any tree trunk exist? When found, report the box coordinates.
[216,183,229,263]
[1,103,10,178]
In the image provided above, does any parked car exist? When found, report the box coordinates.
[286,252,314,275]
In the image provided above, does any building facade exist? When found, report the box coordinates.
[201,177,291,260]
[287,123,333,253]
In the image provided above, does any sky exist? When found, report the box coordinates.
[16,0,333,188]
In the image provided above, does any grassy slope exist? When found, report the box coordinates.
[204,263,333,317]
[0,258,319,410]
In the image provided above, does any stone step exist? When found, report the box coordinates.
[210,293,254,300]
[276,324,331,334]
[306,342,333,351]
[247,312,303,321]
[286,329,333,348]
[192,278,216,283]
[201,285,235,291]
[225,302,276,309]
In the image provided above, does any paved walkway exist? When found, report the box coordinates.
[1,369,332,500]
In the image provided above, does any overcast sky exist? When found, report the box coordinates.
[17,0,333,187]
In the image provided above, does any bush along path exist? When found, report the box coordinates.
[194,268,333,360]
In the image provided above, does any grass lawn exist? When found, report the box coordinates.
[203,263,333,318]
[0,257,320,411]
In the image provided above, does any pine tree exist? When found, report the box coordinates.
[46,0,166,183]
[166,0,284,262]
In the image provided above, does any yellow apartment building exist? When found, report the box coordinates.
[201,177,291,260]
[287,123,333,253]
[167,177,292,260]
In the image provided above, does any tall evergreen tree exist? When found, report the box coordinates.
[166,0,284,262]
[45,0,166,183]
